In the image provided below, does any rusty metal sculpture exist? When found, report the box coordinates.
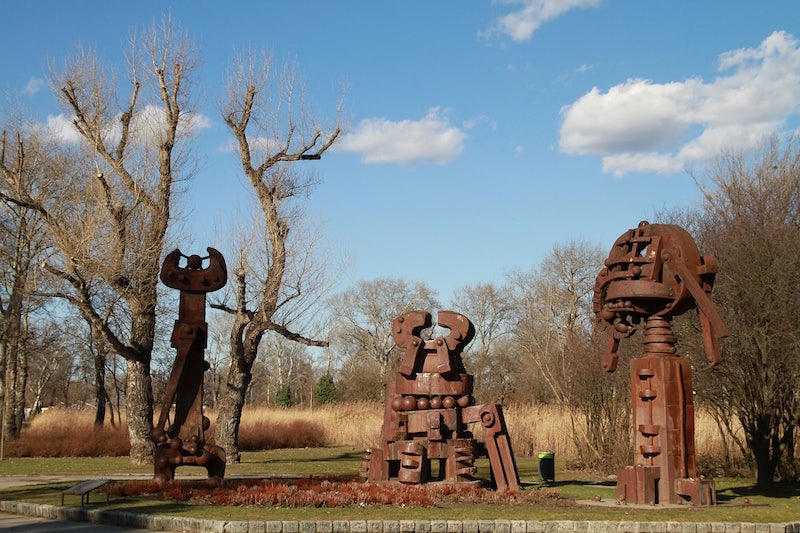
[150,248,227,486]
[593,221,729,505]
[362,310,520,491]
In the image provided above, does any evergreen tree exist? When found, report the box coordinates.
[275,385,292,407]
[314,373,337,405]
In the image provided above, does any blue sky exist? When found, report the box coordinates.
[3,1,800,304]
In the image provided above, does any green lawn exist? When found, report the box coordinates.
[1,447,798,523]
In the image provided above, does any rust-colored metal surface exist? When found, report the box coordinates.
[362,310,520,491]
[150,248,227,486]
[593,221,729,505]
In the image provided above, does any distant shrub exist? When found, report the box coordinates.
[238,419,326,450]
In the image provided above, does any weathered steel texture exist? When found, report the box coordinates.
[150,248,227,486]
[362,310,520,492]
[593,221,728,506]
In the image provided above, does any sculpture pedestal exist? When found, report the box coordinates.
[618,348,715,505]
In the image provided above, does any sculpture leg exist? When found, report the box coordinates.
[464,405,520,491]
[203,445,226,487]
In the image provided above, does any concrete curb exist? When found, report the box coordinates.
[1,500,799,533]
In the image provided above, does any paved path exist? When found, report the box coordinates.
[0,512,171,532]
[0,476,173,532]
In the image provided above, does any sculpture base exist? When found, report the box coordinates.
[153,443,226,487]
[616,464,716,506]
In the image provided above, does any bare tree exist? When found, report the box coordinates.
[508,239,603,403]
[212,50,342,462]
[0,18,200,462]
[689,134,800,490]
[449,282,516,403]
[327,278,440,390]
[248,333,314,407]
[26,316,80,418]
[203,310,232,409]
[509,239,629,471]
[0,112,56,438]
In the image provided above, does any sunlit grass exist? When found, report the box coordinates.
[0,447,795,523]
[0,402,770,523]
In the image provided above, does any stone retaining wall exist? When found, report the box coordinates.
[1,500,798,533]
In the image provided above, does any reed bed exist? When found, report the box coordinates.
[6,402,743,463]
[5,408,130,457]
[240,402,744,462]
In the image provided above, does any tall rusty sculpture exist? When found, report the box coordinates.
[593,221,728,505]
[150,248,227,486]
[362,310,520,491]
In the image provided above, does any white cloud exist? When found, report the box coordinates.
[35,106,211,147]
[559,31,800,176]
[483,0,601,42]
[23,78,44,97]
[42,114,82,144]
[337,107,467,165]
[133,104,211,142]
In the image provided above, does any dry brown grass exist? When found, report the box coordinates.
[5,408,130,457]
[235,408,329,450]
[269,402,744,462]
[6,402,742,463]
[241,402,743,463]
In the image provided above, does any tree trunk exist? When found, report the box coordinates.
[94,381,107,426]
[748,414,776,491]
[125,358,154,464]
[94,350,108,426]
[3,341,19,439]
[754,442,774,491]
[214,364,253,464]
[0,339,8,423]
[14,341,27,429]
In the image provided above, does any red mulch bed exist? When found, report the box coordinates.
[109,476,567,508]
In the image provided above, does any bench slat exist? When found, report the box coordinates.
[61,479,113,506]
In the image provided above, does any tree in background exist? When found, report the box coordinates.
[509,239,629,471]
[313,372,336,405]
[449,282,516,403]
[508,239,604,403]
[212,49,342,462]
[327,278,439,399]
[688,134,800,490]
[274,385,292,407]
[0,116,53,439]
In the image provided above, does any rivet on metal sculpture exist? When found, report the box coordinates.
[150,248,228,486]
[361,310,520,491]
[593,221,729,505]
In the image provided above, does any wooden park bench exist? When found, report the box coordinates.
[60,479,113,506]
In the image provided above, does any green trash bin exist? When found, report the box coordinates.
[538,451,555,482]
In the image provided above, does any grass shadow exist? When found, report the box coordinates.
[304,450,363,463]
[722,481,800,499]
